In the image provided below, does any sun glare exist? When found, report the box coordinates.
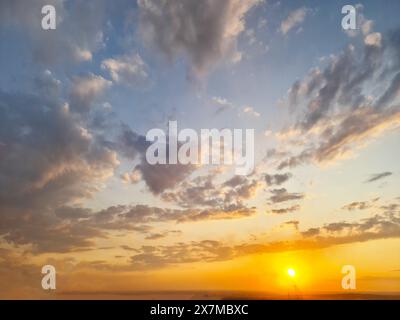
[288,268,296,278]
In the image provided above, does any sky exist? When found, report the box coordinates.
[0,0,399,299]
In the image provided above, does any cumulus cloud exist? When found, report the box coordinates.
[0,74,117,209]
[121,169,142,184]
[0,69,119,253]
[0,0,106,64]
[138,0,262,77]
[344,4,375,38]
[280,7,308,35]
[242,106,261,117]
[69,74,112,113]
[365,32,382,47]
[101,53,149,88]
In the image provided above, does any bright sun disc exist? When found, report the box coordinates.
[288,268,296,277]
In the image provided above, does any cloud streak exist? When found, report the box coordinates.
[365,172,393,183]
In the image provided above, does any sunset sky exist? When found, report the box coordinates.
[0,0,399,299]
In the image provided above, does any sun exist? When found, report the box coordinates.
[287,268,296,278]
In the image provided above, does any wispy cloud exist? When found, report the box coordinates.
[280,7,308,35]
[365,172,393,183]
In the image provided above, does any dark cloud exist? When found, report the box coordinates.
[138,0,262,77]
[136,161,194,195]
[120,245,140,252]
[118,126,195,195]
[301,228,320,237]
[343,202,370,211]
[145,230,181,241]
[270,205,300,215]
[342,198,379,211]
[55,206,91,220]
[265,173,292,186]
[281,220,300,230]
[268,188,304,204]
[365,172,393,183]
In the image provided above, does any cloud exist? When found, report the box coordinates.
[0,0,107,64]
[129,211,400,269]
[365,32,382,48]
[136,162,195,195]
[280,220,300,230]
[265,173,292,186]
[278,108,400,170]
[145,230,181,240]
[268,188,304,203]
[55,206,91,220]
[301,228,320,237]
[342,198,380,211]
[130,240,236,269]
[162,174,261,209]
[118,126,195,194]
[0,73,117,210]
[242,106,261,117]
[0,249,47,299]
[257,17,267,29]
[280,7,308,35]
[101,53,149,88]
[0,199,250,254]
[277,29,400,170]
[138,0,262,77]
[69,74,112,113]
[301,212,400,242]
[344,4,374,38]
[121,169,142,184]
[365,172,393,183]
[91,201,256,227]
[270,205,300,215]
[0,69,119,253]
[211,96,234,115]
